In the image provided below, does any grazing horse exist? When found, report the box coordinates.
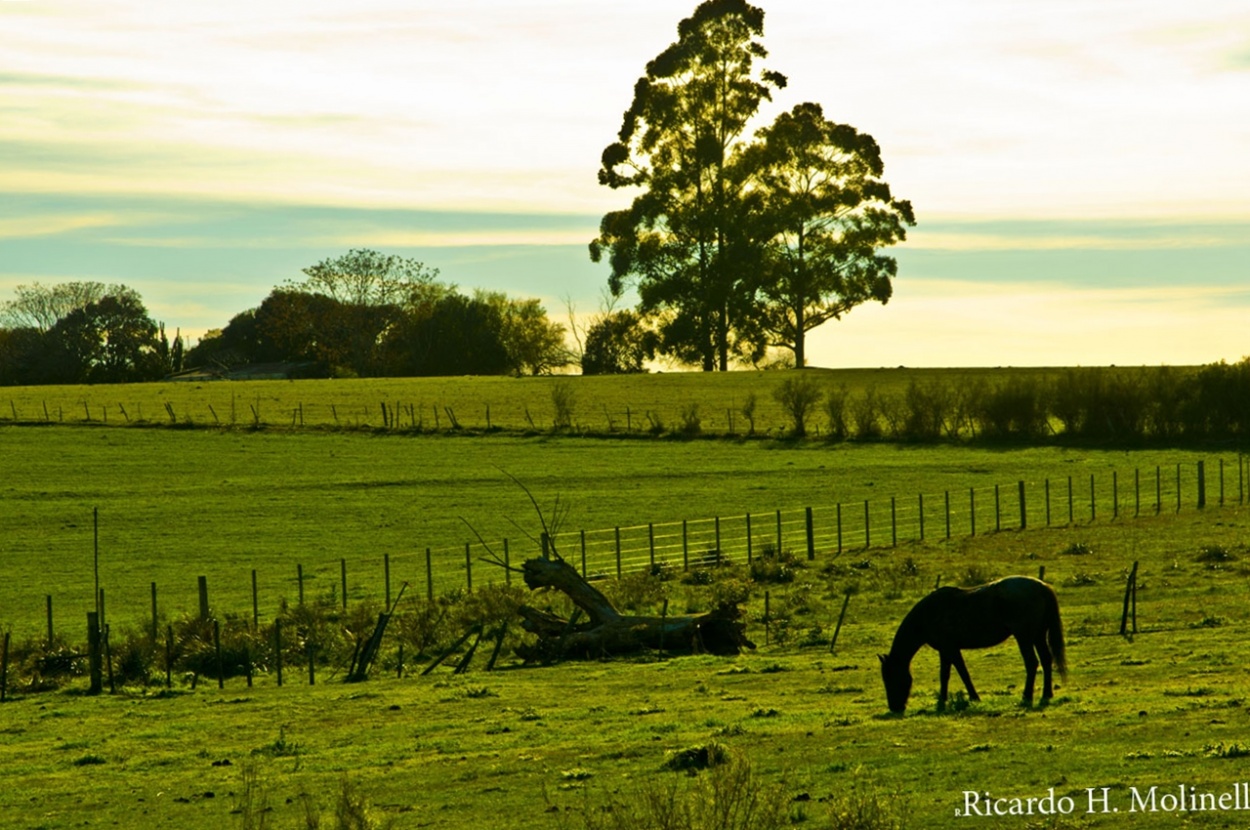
[879,576,1066,713]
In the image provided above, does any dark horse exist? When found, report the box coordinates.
[879,576,1066,713]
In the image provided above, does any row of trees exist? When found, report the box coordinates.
[771,364,1250,443]
[186,250,567,378]
[0,282,184,385]
[591,0,915,370]
[0,250,576,385]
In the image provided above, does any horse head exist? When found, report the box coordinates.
[879,653,912,713]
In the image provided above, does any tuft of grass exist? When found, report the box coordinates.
[71,754,106,767]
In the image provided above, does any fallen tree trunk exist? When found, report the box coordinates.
[515,556,754,661]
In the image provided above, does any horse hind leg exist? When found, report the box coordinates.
[1036,639,1055,702]
[1015,637,1040,705]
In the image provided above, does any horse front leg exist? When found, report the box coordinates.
[950,651,980,702]
[938,654,953,711]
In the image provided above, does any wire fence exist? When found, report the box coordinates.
[12,455,1249,647]
[390,454,1249,598]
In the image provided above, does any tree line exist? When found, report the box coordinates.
[0,250,578,385]
[0,282,185,386]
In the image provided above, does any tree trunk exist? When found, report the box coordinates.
[515,557,754,661]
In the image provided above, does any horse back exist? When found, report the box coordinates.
[919,577,1056,651]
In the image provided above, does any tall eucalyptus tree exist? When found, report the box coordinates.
[750,102,915,366]
[590,0,785,370]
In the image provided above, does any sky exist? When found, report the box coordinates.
[2,0,1248,368]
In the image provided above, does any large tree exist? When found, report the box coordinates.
[44,288,164,383]
[285,249,441,376]
[750,102,915,366]
[590,0,786,371]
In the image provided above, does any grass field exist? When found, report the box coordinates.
[0,366,1072,435]
[2,373,1249,829]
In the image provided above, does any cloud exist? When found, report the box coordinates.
[0,213,132,240]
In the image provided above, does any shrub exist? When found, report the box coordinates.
[974,377,1050,440]
[748,546,797,584]
[851,388,883,440]
[824,383,850,440]
[739,392,758,436]
[772,373,823,437]
[678,402,702,436]
[551,380,576,430]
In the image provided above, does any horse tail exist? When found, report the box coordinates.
[1046,585,1067,680]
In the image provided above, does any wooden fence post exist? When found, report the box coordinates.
[1155,465,1162,514]
[715,517,722,565]
[341,558,348,609]
[890,497,897,547]
[805,507,815,560]
[1120,562,1139,636]
[863,500,871,548]
[297,565,305,606]
[426,547,434,602]
[829,592,851,655]
[919,493,925,541]
[1018,481,1027,529]
[994,484,1001,532]
[682,521,689,571]
[198,576,210,621]
[1197,460,1206,509]
[837,503,843,554]
[87,612,102,695]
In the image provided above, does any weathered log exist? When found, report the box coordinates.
[516,556,754,660]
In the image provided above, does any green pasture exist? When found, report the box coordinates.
[1,498,1249,828]
[0,424,1239,641]
[1,366,1065,435]
[2,379,1250,829]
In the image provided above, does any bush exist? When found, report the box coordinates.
[824,383,850,440]
[773,373,823,437]
[851,389,883,440]
[974,376,1050,440]
[748,546,798,584]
